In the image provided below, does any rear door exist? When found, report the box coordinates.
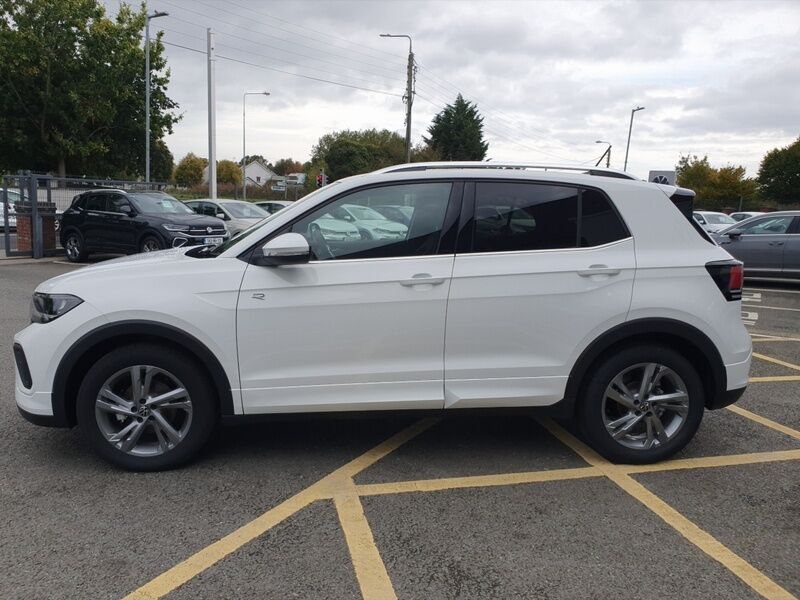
[444,182,635,408]
[717,215,794,273]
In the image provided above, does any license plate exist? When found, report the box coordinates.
[204,237,223,245]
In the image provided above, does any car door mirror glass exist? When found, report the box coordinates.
[256,232,310,266]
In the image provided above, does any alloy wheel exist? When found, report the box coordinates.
[601,362,689,450]
[142,239,161,252]
[65,235,80,260]
[94,365,193,457]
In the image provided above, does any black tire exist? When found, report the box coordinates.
[139,234,164,253]
[576,344,704,464]
[63,230,88,263]
[76,343,217,471]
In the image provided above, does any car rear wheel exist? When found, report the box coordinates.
[577,345,704,464]
[64,231,88,263]
[140,235,163,253]
[76,344,217,471]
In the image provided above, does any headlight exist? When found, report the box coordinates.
[162,224,190,232]
[30,293,83,324]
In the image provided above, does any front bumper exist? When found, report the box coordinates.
[165,231,229,248]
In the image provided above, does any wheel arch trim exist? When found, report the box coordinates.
[52,320,235,427]
[561,318,727,416]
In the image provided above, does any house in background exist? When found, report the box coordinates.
[202,158,277,187]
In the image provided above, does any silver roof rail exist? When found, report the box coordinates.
[376,161,638,180]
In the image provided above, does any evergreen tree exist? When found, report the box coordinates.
[424,94,488,161]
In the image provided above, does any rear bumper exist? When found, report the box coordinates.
[18,405,62,427]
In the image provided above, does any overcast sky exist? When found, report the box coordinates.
[105,0,800,178]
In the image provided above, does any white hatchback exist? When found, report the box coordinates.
[13,163,751,470]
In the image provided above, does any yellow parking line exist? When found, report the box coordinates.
[335,492,397,600]
[122,418,438,600]
[753,352,800,372]
[749,375,800,383]
[541,420,796,600]
[727,405,800,441]
[355,466,602,497]
[625,449,800,474]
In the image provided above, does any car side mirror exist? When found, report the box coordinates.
[216,212,228,220]
[120,205,133,216]
[727,229,743,239]
[254,232,310,266]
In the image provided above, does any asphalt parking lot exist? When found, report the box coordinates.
[1,261,798,600]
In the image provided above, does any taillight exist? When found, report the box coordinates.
[705,261,743,301]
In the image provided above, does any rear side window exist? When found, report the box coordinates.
[471,183,628,253]
[580,189,629,247]
[473,182,579,252]
[84,194,105,211]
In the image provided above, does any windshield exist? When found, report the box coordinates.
[220,201,268,219]
[705,214,736,224]
[129,193,194,215]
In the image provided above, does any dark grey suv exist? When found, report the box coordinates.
[713,211,800,279]
[59,190,229,262]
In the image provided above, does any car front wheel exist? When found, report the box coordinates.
[577,345,704,464]
[64,231,88,262]
[140,235,163,253]
[76,344,217,471]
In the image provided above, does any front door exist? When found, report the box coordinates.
[444,182,636,408]
[717,215,795,273]
[236,181,459,413]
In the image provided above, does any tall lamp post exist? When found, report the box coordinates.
[623,106,645,172]
[145,10,168,185]
[595,140,611,168]
[242,91,270,201]
[380,33,414,163]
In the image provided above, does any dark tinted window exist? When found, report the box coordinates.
[289,182,452,260]
[473,183,578,252]
[84,194,105,211]
[580,189,629,247]
[107,194,130,213]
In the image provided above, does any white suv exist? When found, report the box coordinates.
[13,163,751,470]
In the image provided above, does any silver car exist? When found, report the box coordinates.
[186,199,268,236]
[713,211,800,279]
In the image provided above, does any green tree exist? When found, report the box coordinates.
[311,129,405,166]
[758,137,800,206]
[0,0,179,177]
[240,154,267,166]
[676,154,758,210]
[173,153,206,187]
[272,158,304,175]
[424,94,488,161]
[324,140,376,181]
[150,140,175,183]
[217,159,242,186]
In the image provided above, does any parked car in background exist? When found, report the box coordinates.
[712,211,800,279]
[373,204,414,226]
[59,190,228,262]
[255,200,292,214]
[693,210,737,233]
[730,211,765,222]
[336,203,408,239]
[1,188,20,230]
[185,199,268,236]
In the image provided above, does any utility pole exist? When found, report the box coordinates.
[380,34,414,163]
[623,106,645,172]
[242,91,270,202]
[595,140,611,168]
[207,28,217,199]
[144,10,168,185]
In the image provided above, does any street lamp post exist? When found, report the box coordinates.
[595,140,612,168]
[242,91,270,201]
[380,33,414,163]
[623,106,645,172]
[145,10,168,185]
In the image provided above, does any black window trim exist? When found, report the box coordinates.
[238,178,465,263]
[461,178,631,255]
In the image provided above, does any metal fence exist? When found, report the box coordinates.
[2,172,165,258]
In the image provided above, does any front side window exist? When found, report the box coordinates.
[106,195,131,213]
[289,182,452,260]
[738,216,794,235]
[473,183,579,252]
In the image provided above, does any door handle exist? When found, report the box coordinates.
[769,241,785,246]
[399,274,446,287]
[577,265,621,277]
